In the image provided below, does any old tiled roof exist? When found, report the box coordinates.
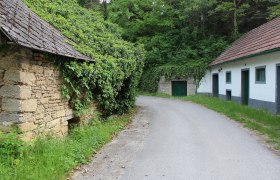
[0,0,93,61]
[211,17,280,66]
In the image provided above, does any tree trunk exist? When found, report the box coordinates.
[201,11,205,37]
[233,0,239,37]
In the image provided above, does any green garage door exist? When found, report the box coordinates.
[172,81,187,96]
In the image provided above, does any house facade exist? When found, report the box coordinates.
[0,0,93,140]
[198,17,280,114]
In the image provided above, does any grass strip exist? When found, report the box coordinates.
[0,109,137,180]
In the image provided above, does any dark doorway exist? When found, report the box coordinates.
[241,69,249,105]
[277,65,280,114]
[68,117,80,130]
[172,81,187,96]
[226,90,232,101]
[212,74,219,97]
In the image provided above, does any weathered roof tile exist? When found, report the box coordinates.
[211,17,280,66]
[0,0,93,61]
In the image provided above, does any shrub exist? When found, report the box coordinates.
[0,130,24,159]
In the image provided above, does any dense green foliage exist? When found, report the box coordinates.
[107,0,280,92]
[141,93,280,150]
[0,111,135,179]
[23,0,145,115]
[141,61,208,92]
[0,130,23,160]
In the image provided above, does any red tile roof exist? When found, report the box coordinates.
[0,0,93,61]
[211,17,280,66]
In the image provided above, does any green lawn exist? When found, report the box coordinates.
[140,92,280,152]
[0,109,137,180]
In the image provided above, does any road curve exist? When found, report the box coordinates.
[121,96,280,180]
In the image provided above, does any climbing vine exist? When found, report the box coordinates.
[24,0,145,115]
[139,61,208,93]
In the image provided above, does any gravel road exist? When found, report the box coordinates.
[72,96,280,180]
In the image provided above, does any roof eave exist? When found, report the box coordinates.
[0,28,94,62]
[209,47,280,67]
[0,27,14,43]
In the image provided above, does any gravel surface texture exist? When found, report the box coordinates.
[72,96,280,180]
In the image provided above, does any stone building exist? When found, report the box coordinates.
[0,0,93,140]
[157,76,196,96]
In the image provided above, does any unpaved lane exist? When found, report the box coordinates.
[71,106,152,180]
[72,96,280,180]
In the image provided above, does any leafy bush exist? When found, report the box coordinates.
[23,0,145,115]
[0,111,135,179]
[0,130,24,159]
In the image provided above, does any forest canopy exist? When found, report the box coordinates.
[105,0,280,92]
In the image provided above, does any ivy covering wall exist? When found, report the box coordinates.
[23,0,145,116]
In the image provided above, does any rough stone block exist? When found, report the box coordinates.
[51,93,61,100]
[35,92,42,98]
[0,58,18,70]
[30,65,44,74]
[36,106,45,114]
[2,99,21,112]
[4,70,35,85]
[36,81,45,85]
[56,110,65,118]
[52,124,61,133]
[21,99,37,112]
[40,98,49,104]
[0,85,31,99]
[44,69,53,76]
[18,113,35,123]
[45,115,52,123]
[0,113,19,122]
[2,98,37,112]
[47,118,61,128]
[19,122,37,132]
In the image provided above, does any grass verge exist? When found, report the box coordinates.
[139,92,280,152]
[0,108,137,180]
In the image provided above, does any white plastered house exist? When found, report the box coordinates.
[198,17,280,114]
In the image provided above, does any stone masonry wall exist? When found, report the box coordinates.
[186,78,196,96]
[157,76,172,95]
[157,76,196,96]
[0,45,74,140]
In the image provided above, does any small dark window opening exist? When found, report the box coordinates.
[67,117,80,130]
[226,71,231,84]
[0,32,9,45]
[226,90,232,101]
[256,66,266,83]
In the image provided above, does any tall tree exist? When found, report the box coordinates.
[107,0,280,92]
